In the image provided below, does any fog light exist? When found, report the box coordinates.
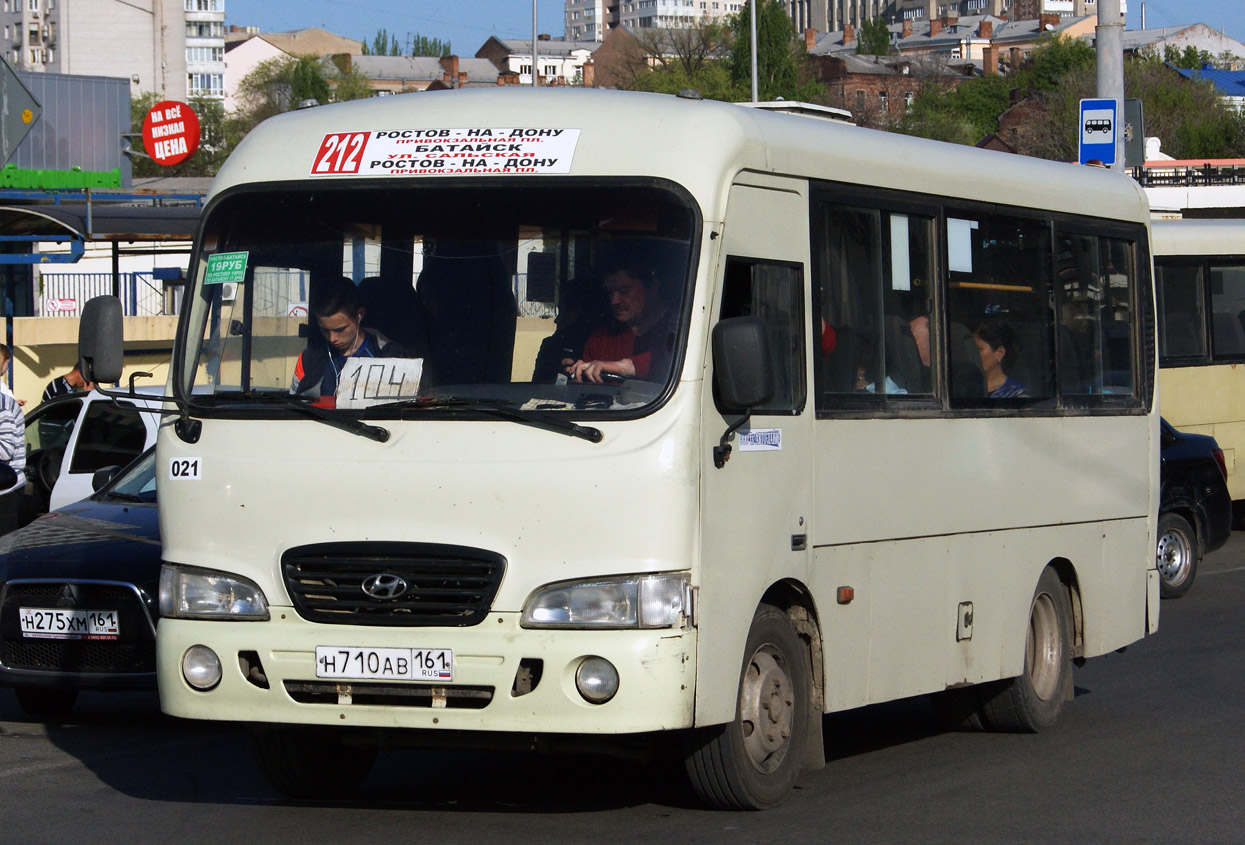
[575,656,619,704]
[182,644,222,691]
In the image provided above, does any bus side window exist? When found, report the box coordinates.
[1056,232,1137,397]
[1156,262,1207,361]
[813,203,935,405]
[1210,262,1245,359]
[946,213,1053,403]
[720,257,805,413]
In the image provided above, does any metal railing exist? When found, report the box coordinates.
[38,272,168,317]
[1132,164,1245,187]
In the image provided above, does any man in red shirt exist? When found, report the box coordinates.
[563,263,674,385]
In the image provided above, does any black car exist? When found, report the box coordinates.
[1159,419,1231,599]
[0,448,159,719]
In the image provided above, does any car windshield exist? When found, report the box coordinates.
[180,182,698,416]
[98,448,156,504]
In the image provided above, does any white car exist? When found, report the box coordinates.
[22,388,161,515]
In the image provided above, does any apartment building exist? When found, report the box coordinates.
[565,0,744,42]
[0,0,225,100]
[790,0,1121,31]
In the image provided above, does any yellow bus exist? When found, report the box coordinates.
[80,88,1159,809]
[1153,218,1245,506]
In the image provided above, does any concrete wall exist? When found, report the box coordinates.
[9,316,177,407]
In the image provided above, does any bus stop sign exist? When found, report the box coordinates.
[1079,98,1117,166]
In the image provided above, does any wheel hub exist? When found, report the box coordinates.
[739,647,794,772]
[1156,528,1192,586]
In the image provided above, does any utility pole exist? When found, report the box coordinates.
[532,0,539,87]
[749,0,758,103]
[1096,0,1125,171]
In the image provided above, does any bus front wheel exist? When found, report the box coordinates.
[979,567,1073,733]
[251,727,377,800]
[683,604,810,810]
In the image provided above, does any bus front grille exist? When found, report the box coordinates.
[282,543,505,627]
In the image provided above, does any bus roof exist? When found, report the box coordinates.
[213,88,1149,224]
[1152,218,1245,256]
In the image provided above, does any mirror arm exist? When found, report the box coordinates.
[713,409,753,469]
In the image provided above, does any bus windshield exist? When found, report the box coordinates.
[181,182,697,414]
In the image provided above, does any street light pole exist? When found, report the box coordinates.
[1096,0,1124,171]
[532,0,539,87]
[750,0,758,103]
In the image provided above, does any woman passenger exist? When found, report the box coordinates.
[973,320,1028,398]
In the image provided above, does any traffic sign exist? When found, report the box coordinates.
[141,100,200,166]
[1079,98,1117,166]
[0,55,41,163]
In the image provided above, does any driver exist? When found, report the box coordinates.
[291,276,409,406]
[563,260,675,385]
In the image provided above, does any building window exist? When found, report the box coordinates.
[855,89,865,112]
[28,0,38,11]
[188,72,224,96]
[186,46,224,62]
[185,21,223,38]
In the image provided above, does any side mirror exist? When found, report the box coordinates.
[78,296,124,385]
[712,316,775,410]
[92,465,121,492]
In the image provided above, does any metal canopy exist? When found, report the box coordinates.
[0,203,200,242]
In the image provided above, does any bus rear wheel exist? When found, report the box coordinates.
[251,727,377,800]
[979,567,1073,733]
[683,604,809,810]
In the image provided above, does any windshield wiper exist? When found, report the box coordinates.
[250,392,390,443]
[102,491,148,504]
[380,397,602,443]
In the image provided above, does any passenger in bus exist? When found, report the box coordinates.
[563,259,676,385]
[973,320,1029,398]
[291,275,411,406]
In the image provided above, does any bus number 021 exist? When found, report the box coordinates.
[168,458,202,480]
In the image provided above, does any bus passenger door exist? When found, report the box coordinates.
[696,178,815,727]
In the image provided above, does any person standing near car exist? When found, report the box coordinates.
[0,344,26,533]
[42,362,93,403]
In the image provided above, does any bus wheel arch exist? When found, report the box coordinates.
[1047,557,1085,660]
[683,588,821,809]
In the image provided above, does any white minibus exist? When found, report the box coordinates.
[80,88,1160,809]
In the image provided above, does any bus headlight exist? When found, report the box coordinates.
[160,564,270,620]
[521,573,689,629]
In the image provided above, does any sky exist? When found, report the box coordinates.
[220,1,1244,52]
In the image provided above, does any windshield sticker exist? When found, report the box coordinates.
[203,251,249,285]
[336,357,424,409]
[310,129,581,177]
[738,429,782,452]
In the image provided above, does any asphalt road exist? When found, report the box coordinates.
[3,537,1244,843]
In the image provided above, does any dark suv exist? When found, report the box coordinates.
[1159,419,1231,599]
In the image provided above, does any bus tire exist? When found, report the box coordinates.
[683,604,809,810]
[979,567,1073,733]
[251,727,377,800]
[1156,512,1198,599]
[14,687,78,721]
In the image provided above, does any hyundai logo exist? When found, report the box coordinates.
[361,573,409,600]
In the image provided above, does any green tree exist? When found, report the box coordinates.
[410,33,452,57]
[729,0,823,101]
[856,17,891,57]
[363,28,402,56]
[1163,44,1214,70]
[894,74,1011,144]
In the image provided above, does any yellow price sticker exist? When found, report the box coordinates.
[21,109,33,124]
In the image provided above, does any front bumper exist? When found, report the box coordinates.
[158,611,696,734]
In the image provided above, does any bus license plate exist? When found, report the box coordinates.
[315,646,453,682]
[20,608,119,640]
